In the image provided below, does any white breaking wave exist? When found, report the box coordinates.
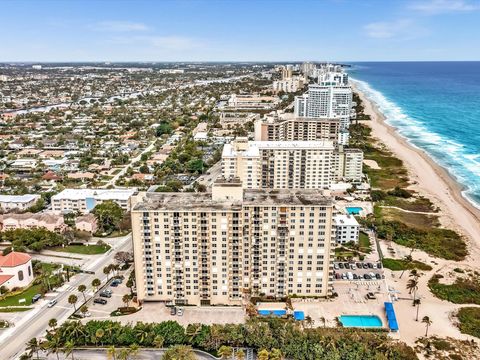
[351,78,480,210]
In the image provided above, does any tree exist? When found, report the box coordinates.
[114,251,133,264]
[270,348,283,360]
[153,335,164,348]
[406,278,419,302]
[122,294,132,307]
[422,316,432,337]
[43,336,61,360]
[80,305,89,317]
[129,344,139,359]
[218,345,233,359]
[92,201,124,234]
[26,338,40,359]
[107,346,117,360]
[96,328,105,346]
[63,340,75,360]
[413,299,421,322]
[320,316,326,327]
[257,349,269,360]
[104,265,112,281]
[305,315,314,328]
[92,278,101,291]
[78,284,87,302]
[235,349,245,360]
[162,345,196,360]
[399,255,412,279]
[68,294,78,312]
[48,318,58,331]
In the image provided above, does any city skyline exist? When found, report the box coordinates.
[2,0,480,62]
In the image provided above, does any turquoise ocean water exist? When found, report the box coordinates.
[349,62,480,209]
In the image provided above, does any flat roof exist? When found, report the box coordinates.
[0,194,40,203]
[133,189,333,211]
[223,140,334,158]
[52,188,137,201]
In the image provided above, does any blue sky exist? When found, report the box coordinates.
[1,0,480,61]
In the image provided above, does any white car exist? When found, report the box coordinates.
[177,307,184,316]
[47,299,57,308]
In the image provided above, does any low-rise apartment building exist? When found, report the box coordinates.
[334,214,360,244]
[0,194,40,212]
[0,212,66,232]
[132,179,335,306]
[51,188,137,214]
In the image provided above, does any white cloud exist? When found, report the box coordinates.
[409,0,479,14]
[91,21,149,32]
[364,19,414,39]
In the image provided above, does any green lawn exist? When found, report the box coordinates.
[382,258,432,271]
[0,284,42,307]
[51,244,111,255]
[456,307,480,338]
[0,307,33,312]
[359,232,371,253]
[429,274,480,304]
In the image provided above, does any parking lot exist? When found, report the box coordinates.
[333,261,384,281]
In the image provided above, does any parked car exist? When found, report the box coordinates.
[351,264,357,270]
[94,298,107,305]
[79,312,92,318]
[341,273,347,280]
[366,292,376,300]
[344,263,350,269]
[375,273,382,280]
[338,263,344,269]
[47,299,57,308]
[362,263,368,269]
[103,289,113,295]
[170,307,177,315]
[372,263,378,269]
[99,292,112,298]
[110,281,119,287]
[32,294,42,303]
[367,263,374,269]
[353,274,358,280]
[356,262,362,268]
[177,307,184,316]
[364,274,371,280]
[335,273,341,279]
[377,262,383,269]
[334,263,339,270]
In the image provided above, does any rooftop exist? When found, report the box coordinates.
[133,189,333,211]
[52,188,137,201]
[223,140,334,158]
[0,251,32,268]
[0,194,40,204]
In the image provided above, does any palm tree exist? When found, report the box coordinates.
[320,316,326,327]
[68,294,78,312]
[399,255,412,279]
[48,318,57,331]
[96,328,105,346]
[78,284,87,302]
[305,315,314,328]
[163,345,196,360]
[107,346,117,360]
[80,305,89,317]
[43,337,61,360]
[270,348,283,360]
[129,344,139,360]
[413,299,421,321]
[122,294,131,308]
[218,345,233,359]
[26,338,40,359]
[235,349,245,360]
[118,348,131,360]
[153,335,164,348]
[103,266,112,281]
[92,278,101,291]
[422,316,432,337]
[257,349,270,360]
[406,278,419,301]
[185,323,202,343]
[63,340,75,359]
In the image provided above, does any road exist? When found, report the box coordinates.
[0,234,132,360]
[39,348,219,360]
[103,141,156,188]
[195,160,222,187]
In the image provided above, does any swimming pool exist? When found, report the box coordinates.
[339,315,383,328]
[346,207,363,215]
[258,309,286,317]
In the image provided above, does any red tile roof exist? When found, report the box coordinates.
[0,252,32,267]
[0,274,14,285]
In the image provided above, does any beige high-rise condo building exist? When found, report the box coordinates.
[254,112,341,145]
[132,179,335,306]
[222,138,335,190]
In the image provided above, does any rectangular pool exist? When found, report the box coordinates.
[258,309,286,317]
[346,207,363,215]
[339,315,383,328]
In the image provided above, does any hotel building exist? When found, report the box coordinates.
[132,179,335,306]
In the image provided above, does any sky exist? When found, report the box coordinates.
[1,0,480,62]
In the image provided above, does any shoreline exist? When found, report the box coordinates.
[352,82,480,261]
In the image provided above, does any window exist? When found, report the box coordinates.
[18,270,24,281]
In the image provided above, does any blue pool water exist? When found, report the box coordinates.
[258,309,286,317]
[346,207,363,215]
[349,62,480,209]
[293,311,305,320]
[339,315,383,328]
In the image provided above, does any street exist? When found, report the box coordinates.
[0,234,132,360]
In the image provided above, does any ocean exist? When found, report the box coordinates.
[348,62,480,209]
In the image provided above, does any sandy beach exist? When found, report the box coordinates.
[352,82,480,264]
